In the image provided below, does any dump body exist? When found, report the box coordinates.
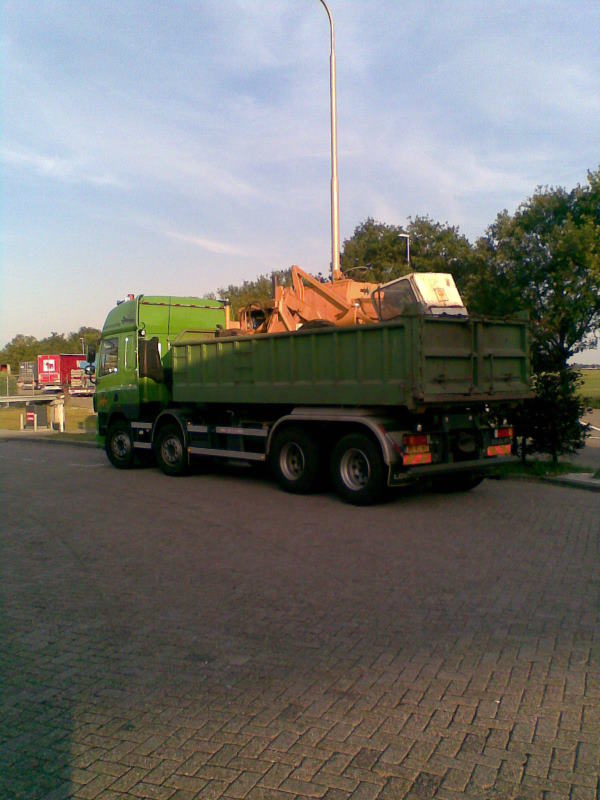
[171,313,531,409]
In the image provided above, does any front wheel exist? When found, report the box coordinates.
[331,432,386,505]
[106,420,135,469]
[270,426,322,494]
[155,424,188,476]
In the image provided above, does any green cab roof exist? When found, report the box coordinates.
[101,295,227,337]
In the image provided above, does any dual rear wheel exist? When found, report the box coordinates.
[270,427,385,505]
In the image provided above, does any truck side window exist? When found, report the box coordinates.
[98,338,119,376]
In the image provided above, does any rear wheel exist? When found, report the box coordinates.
[106,420,135,469]
[270,426,322,494]
[331,432,386,505]
[431,473,484,493]
[155,424,188,476]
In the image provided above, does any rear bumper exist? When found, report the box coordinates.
[389,455,517,486]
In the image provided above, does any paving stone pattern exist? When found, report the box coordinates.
[0,441,599,800]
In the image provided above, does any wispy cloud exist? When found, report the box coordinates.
[165,230,248,257]
[1,144,124,188]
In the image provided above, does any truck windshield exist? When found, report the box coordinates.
[371,280,417,321]
[98,338,119,376]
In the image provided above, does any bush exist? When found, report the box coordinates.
[523,369,586,464]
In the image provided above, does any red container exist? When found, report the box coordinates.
[37,354,87,391]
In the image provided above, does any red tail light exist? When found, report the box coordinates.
[403,434,429,447]
[494,427,513,439]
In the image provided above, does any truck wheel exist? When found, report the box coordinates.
[270,426,322,494]
[332,432,386,505]
[155,424,188,476]
[105,420,135,469]
[432,474,484,493]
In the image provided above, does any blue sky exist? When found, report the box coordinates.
[2,0,599,361]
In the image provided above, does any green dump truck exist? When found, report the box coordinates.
[94,276,531,504]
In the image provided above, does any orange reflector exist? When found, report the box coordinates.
[402,452,433,466]
[487,444,511,457]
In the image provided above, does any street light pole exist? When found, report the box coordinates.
[318,0,341,281]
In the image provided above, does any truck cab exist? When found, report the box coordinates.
[94,294,228,462]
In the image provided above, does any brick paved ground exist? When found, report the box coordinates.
[0,440,598,800]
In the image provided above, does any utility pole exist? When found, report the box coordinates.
[317,0,341,281]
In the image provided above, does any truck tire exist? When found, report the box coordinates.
[270,426,322,494]
[155,424,188,476]
[331,432,386,505]
[105,420,135,469]
[432,474,484,493]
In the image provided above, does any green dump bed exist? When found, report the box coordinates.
[171,314,531,409]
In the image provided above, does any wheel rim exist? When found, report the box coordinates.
[161,435,182,466]
[111,432,131,460]
[279,442,305,481]
[339,448,370,490]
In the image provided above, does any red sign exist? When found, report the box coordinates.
[26,412,35,423]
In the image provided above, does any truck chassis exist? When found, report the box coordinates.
[102,403,515,505]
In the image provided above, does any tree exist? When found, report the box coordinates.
[340,216,475,290]
[466,168,600,459]
[0,327,101,372]
[466,169,600,368]
[405,216,474,292]
[340,218,412,282]
[526,370,587,464]
[218,270,291,317]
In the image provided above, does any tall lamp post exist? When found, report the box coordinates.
[317,0,341,281]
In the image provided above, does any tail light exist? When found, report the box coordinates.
[488,426,513,456]
[402,433,432,465]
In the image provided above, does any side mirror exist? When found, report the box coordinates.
[87,346,96,364]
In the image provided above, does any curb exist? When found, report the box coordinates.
[542,474,600,493]
[0,433,99,448]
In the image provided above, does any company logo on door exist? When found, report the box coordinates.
[42,359,56,372]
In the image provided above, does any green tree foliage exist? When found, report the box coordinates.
[525,370,586,464]
[340,216,474,289]
[0,327,101,372]
[466,168,600,459]
[466,168,600,368]
[340,218,412,282]
[405,216,474,291]
[218,269,291,317]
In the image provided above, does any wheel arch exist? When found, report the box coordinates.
[152,410,189,446]
[105,410,128,432]
[267,412,394,466]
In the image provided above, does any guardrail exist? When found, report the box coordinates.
[0,394,57,404]
[1,395,65,432]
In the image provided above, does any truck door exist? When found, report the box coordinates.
[95,333,139,420]
[116,333,139,416]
